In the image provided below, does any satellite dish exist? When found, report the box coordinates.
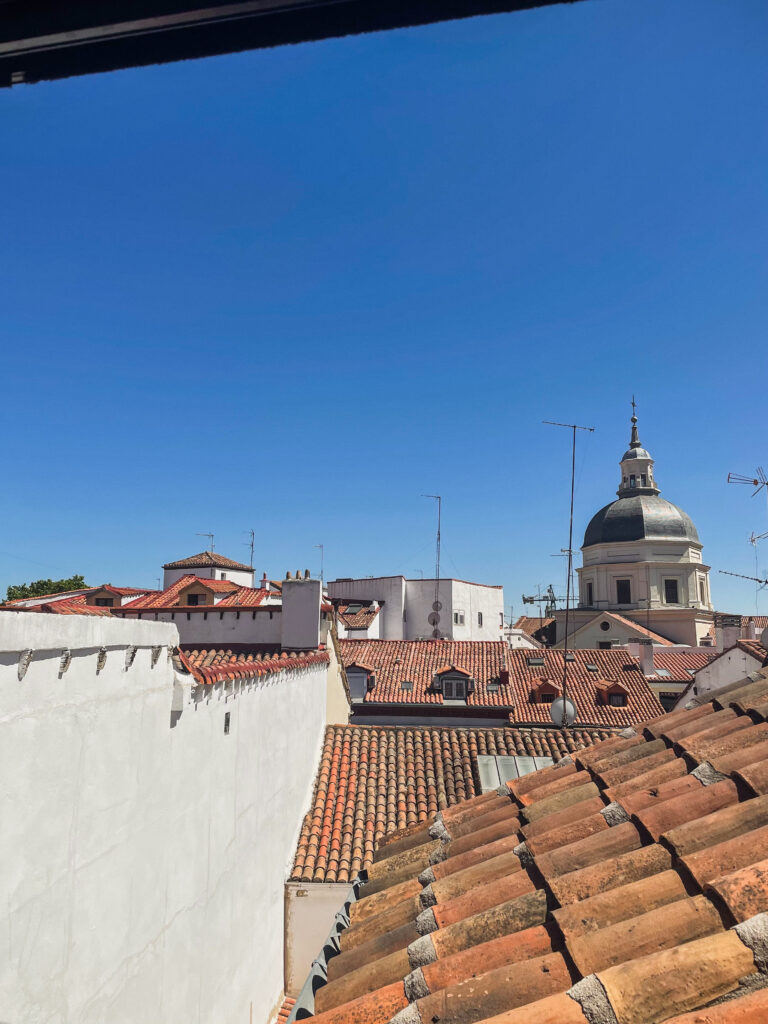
[432,601,442,612]
[761,627,768,651]
[550,697,577,728]
[428,612,440,626]
[432,628,441,638]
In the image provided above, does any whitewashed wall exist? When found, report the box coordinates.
[0,612,327,1024]
[129,607,283,646]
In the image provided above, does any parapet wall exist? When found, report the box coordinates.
[0,612,327,1024]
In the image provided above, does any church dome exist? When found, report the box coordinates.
[584,493,700,547]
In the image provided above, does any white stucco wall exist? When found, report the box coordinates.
[327,578,406,640]
[163,565,255,589]
[126,607,283,646]
[281,579,322,650]
[284,882,354,995]
[676,645,764,708]
[0,612,326,1024]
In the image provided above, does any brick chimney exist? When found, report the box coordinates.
[636,637,654,676]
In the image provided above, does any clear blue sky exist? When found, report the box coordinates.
[1,0,766,617]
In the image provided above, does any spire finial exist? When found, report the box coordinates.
[629,395,640,448]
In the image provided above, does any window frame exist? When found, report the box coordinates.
[615,578,632,605]
[663,578,680,605]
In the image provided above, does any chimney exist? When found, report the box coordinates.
[746,617,757,641]
[261,571,268,589]
[636,637,654,676]
[715,614,741,652]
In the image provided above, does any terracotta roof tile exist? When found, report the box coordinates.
[176,646,328,684]
[292,724,613,884]
[338,604,381,629]
[162,550,253,571]
[118,574,271,610]
[340,640,663,725]
[297,663,768,1024]
[1,595,113,616]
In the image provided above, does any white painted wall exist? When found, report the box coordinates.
[327,577,504,642]
[163,565,254,589]
[281,579,322,651]
[127,607,283,645]
[284,882,353,995]
[0,611,327,1024]
[676,645,764,708]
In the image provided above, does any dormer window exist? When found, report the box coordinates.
[442,675,467,700]
[609,693,627,707]
[346,664,374,701]
[595,680,629,707]
[530,678,561,704]
[432,665,474,701]
[187,593,204,606]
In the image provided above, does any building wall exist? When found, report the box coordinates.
[284,882,353,995]
[678,646,764,708]
[163,565,254,589]
[554,607,712,648]
[128,607,283,645]
[0,612,327,1024]
[281,578,322,650]
[327,577,504,642]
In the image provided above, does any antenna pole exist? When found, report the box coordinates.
[243,529,255,568]
[314,544,324,582]
[544,420,595,728]
[197,532,215,553]
[423,495,442,637]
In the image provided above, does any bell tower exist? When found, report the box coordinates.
[617,398,660,498]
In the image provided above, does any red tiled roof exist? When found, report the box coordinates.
[177,646,328,684]
[162,550,253,571]
[339,641,663,726]
[644,649,718,683]
[291,723,615,884]
[118,575,270,610]
[303,666,768,1024]
[338,604,380,629]
[513,615,555,637]
[1,594,113,616]
[273,997,296,1024]
[97,584,155,597]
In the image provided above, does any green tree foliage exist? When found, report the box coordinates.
[6,575,88,602]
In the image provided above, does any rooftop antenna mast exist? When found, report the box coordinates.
[727,467,768,501]
[544,418,594,727]
[243,529,255,568]
[314,544,324,582]
[197,532,215,553]
[423,494,442,638]
[719,569,768,589]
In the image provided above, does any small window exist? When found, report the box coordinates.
[699,579,706,604]
[187,593,203,606]
[586,582,594,606]
[616,579,631,604]
[347,668,368,701]
[499,612,504,626]
[527,657,544,667]
[346,602,363,615]
[487,681,500,693]
[400,680,414,692]
[94,597,114,607]
[220,572,227,580]
[629,475,636,488]
[224,711,231,734]
[600,621,611,632]
[641,474,647,486]
[442,676,467,700]
[564,652,575,662]
[586,663,599,672]
[609,693,627,707]
[453,611,465,626]
[598,641,612,650]
[540,693,555,704]
[477,612,483,627]
[664,579,679,604]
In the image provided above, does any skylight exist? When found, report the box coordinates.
[655,668,671,677]
[400,680,414,692]
[527,657,544,667]
[586,664,599,672]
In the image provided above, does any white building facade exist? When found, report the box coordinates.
[327,575,505,641]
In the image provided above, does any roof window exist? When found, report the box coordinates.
[527,657,544,667]
[655,668,671,678]
[345,602,364,615]
[564,652,575,662]
[400,680,414,692]
[487,682,500,693]
[586,663,599,672]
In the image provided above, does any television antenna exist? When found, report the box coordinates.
[728,467,768,498]
[544,418,595,728]
[243,529,255,568]
[422,495,442,638]
[718,569,768,590]
[196,532,214,553]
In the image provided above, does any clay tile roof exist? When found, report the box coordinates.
[338,604,380,629]
[602,611,676,644]
[644,649,719,681]
[1,594,113,616]
[291,723,616,884]
[298,664,768,1024]
[118,575,269,610]
[162,550,253,571]
[338,641,663,725]
[177,645,328,684]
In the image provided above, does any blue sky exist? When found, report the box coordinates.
[1,0,766,618]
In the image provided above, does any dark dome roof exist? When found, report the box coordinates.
[583,494,700,547]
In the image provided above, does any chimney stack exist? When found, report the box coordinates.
[747,617,757,641]
[636,637,654,676]
[715,614,741,652]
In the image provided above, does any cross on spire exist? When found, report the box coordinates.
[629,396,640,448]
